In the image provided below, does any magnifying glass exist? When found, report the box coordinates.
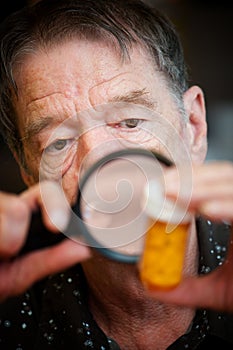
[22,148,172,263]
[70,148,172,263]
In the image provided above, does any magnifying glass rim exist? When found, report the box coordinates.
[74,148,173,263]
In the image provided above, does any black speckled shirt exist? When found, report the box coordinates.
[0,217,233,350]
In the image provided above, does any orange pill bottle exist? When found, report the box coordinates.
[139,180,191,290]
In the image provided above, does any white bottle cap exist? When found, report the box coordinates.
[143,180,191,225]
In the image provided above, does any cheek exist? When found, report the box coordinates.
[62,172,79,204]
[60,144,95,205]
[22,148,41,184]
[61,153,80,204]
[146,116,189,164]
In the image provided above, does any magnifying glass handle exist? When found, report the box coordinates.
[19,211,66,256]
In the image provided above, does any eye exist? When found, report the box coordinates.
[53,139,67,150]
[109,118,142,129]
[45,139,72,154]
[121,119,140,128]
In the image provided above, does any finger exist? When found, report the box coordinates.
[189,181,233,209]
[164,163,233,212]
[200,199,233,222]
[0,192,30,257]
[147,268,233,313]
[148,235,233,312]
[164,163,232,194]
[0,238,91,301]
[147,275,219,310]
[20,181,70,233]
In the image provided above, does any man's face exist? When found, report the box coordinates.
[13,40,188,202]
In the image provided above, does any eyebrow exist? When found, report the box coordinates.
[22,116,54,143]
[22,88,156,143]
[109,88,157,109]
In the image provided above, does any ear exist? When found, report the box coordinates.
[183,86,207,164]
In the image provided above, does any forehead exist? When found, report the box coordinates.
[13,39,166,108]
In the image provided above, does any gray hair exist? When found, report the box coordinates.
[0,0,189,168]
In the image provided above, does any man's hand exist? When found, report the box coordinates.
[149,161,233,312]
[0,181,91,302]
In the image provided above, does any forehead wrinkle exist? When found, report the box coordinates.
[88,66,159,111]
[26,91,64,107]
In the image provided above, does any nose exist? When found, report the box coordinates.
[77,124,124,176]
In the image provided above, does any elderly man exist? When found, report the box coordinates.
[0,0,233,349]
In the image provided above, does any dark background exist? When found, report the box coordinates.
[0,0,233,193]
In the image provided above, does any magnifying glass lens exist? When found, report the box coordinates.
[77,149,172,262]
